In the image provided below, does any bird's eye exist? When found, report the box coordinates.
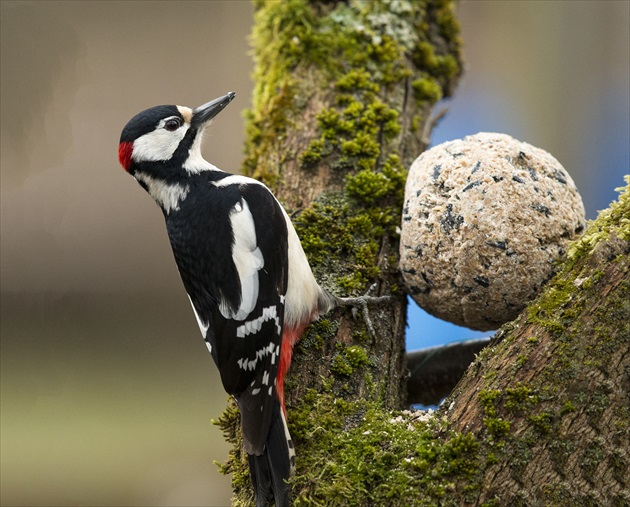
[164,118,181,131]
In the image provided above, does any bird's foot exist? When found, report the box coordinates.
[335,284,394,337]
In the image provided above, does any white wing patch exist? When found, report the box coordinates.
[219,198,264,321]
[236,305,282,338]
[212,175,321,329]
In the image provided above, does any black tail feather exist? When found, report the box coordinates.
[247,400,293,507]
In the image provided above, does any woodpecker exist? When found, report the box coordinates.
[119,92,391,506]
[119,91,339,507]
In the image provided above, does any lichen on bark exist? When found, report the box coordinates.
[215,0,464,505]
[447,177,630,505]
[215,0,629,504]
[216,166,630,504]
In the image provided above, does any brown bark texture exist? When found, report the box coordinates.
[447,209,629,505]
[240,0,462,414]
[216,1,629,505]
[218,1,463,504]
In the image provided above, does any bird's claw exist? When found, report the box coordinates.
[336,284,394,338]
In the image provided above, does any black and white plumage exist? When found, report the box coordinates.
[119,92,337,507]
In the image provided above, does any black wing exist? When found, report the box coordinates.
[166,175,289,454]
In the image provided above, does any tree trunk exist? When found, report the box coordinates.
[446,185,630,505]
[216,1,629,505]
[216,0,462,504]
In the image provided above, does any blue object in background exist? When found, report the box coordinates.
[405,297,491,351]
[403,6,629,350]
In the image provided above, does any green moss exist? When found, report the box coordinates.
[336,68,380,93]
[483,417,511,440]
[505,385,539,413]
[527,278,576,335]
[298,318,337,350]
[525,178,629,342]
[412,76,443,105]
[331,344,369,376]
[566,175,630,263]
[293,190,401,296]
[560,400,576,415]
[352,329,371,346]
[287,395,481,506]
[243,0,462,189]
[413,40,439,70]
[346,170,394,203]
[512,353,529,370]
[529,411,555,435]
[341,132,380,160]
[478,389,501,417]
[299,138,326,168]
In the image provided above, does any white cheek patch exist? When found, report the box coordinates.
[219,198,264,321]
[132,123,190,162]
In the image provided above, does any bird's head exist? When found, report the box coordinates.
[118,91,236,178]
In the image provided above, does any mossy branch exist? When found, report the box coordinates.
[216,0,628,504]
[444,177,629,505]
[219,180,629,506]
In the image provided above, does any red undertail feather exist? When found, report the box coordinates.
[276,320,311,417]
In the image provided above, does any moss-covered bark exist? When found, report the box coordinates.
[445,178,630,505]
[215,0,628,505]
[218,177,629,506]
[216,0,463,505]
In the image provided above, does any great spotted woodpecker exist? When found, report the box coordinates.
[119,92,388,507]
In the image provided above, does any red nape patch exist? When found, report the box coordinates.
[118,141,133,171]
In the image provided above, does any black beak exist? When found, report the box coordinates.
[191,91,236,128]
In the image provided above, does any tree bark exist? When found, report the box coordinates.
[241,0,462,404]
[216,1,629,505]
[216,1,462,504]
[446,188,630,505]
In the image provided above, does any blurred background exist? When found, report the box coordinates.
[1,1,628,505]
